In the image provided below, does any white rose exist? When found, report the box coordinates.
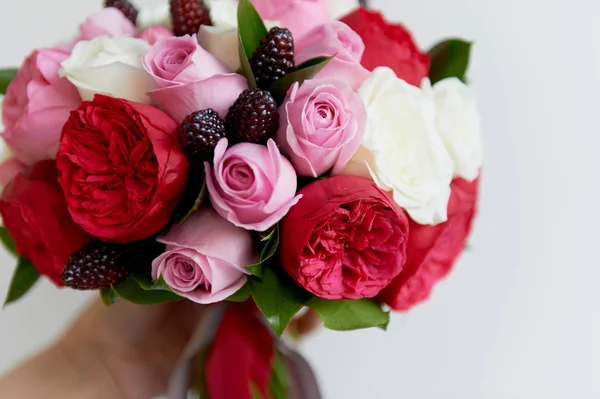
[425,78,483,182]
[60,36,155,104]
[198,0,279,71]
[326,0,360,19]
[346,67,454,225]
[137,3,172,30]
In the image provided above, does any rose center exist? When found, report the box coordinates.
[224,159,255,191]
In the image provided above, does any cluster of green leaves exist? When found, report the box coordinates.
[237,0,332,103]
[428,39,472,84]
[1,227,41,307]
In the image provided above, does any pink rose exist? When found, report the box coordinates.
[78,8,137,41]
[143,35,248,122]
[253,0,330,38]
[152,207,255,304]
[2,49,81,164]
[206,139,302,231]
[139,26,174,45]
[276,79,366,177]
[295,21,369,90]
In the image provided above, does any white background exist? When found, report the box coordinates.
[1,0,599,398]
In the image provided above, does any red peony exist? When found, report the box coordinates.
[379,178,480,311]
[0,161,92,286]
[340,8,430,86]
[280,175,409,300]
[57,94,189,243]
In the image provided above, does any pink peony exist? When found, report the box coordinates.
[252,0,330,38]
[143,35,248,122]
[0,158,27,187]
[280,175,409,300]
[276,78,366,177]
[295,21,370,90]
[205,139,302,232]
[2,49,81,165]
[78,8,137,41]
[152,207,256,304]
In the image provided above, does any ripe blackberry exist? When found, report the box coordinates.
[179,109,226,163]
[250,27,295,90]
[62,242,131,290]
[225,88,279,144]
[104,0,139,25]
[170,0,211,37]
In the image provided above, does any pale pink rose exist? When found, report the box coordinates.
[78,8,137,41]
[296,21,369,90]
[276,79,366,177]
[152,207,256,304]
[143,35,248,122]
[205,139,302,232]
[0,158,27,187]
[139,26,174,45]
[252,0,330,38]
[2,49,81,164]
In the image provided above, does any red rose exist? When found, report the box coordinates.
[57,95,189,243]
[281,175,409,300]
[0,161,91,285]
[379,178,480,311]
[206,302,274,399]
[341,8,430,86]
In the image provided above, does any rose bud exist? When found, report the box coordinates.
[205,139,302,232]
[379,178,480,311]
[280,175,410,300]
[0,161,92,286]
[56,94,189,243]
[276,79,367,178]
[152,207,256,304]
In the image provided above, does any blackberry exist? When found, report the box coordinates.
[170,0,211,37]
[179,109,226,163]
[225,88,279,144]
[250,27,295,90]
[62,241,131,290]
[104,0,139,25]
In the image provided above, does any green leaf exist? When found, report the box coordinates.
[175,171,208,224]
[0,226,17,257]
[250,266,311,336]
[270,350,289,399]
[226,281,252,303]
[4,257,40,307]
[100,287,119,306]
[251,383,265,399]
[270,56,334,104]
[0,68,18,95]
[237,0,267,86]
[246,225,280,277]
[109,276,181,306]
[428,39,472,84]
[308,298,390,332]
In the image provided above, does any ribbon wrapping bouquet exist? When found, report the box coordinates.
[0,0,482,397]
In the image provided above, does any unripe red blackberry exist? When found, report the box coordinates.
[225,88,279,145]
[179,109,226,163]
[104,0,139,25]
[250,27,295,90]
[170,0,211,37]
[62,241,131,290]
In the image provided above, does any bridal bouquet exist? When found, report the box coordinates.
[0,0,482,397]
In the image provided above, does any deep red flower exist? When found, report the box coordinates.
[0,161,92,285]
[341,7,430,86]
[56,95,189,243]
[379,178,480,311]
[281,175,409,300]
